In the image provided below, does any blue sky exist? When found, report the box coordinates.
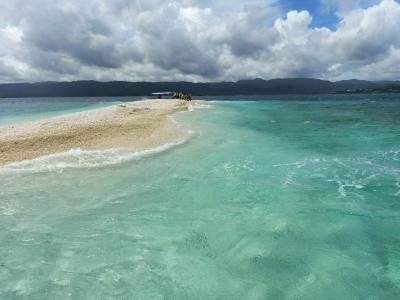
[278,0,340,28]
[220,0,393,28]
[278,0,394,28]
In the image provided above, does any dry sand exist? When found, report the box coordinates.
[0,99,203,165]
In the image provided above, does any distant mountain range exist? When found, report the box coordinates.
[0,78,400,98]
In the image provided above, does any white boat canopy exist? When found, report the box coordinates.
[151,92,175,99]
[151,92,173,95]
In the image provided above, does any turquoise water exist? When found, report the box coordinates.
[1,95,400,299]
[0,96,142,125]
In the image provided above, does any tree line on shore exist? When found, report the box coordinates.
[1,78,400,98]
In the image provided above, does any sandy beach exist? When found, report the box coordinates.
[0,99,202,165]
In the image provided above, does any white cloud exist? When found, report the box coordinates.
[0,0,399,82]
[275,11,313,44]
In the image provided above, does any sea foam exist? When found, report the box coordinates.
[188,103,212,112]
[0,139,188,174]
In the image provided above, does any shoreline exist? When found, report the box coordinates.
[0,99,204,166]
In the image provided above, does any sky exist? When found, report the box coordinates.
[0,0,399,83]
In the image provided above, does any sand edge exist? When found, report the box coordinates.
[0,99,205,165]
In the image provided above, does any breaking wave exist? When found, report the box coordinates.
[188,103,212,112]
[0,139,189,174]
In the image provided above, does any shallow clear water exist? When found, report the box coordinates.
[1,95,400,299]
[0,96,143,125]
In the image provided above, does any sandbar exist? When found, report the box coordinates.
[0,99,203,165]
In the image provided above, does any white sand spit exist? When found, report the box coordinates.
[0,99,204,165]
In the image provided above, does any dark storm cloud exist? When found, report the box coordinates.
[145,35,221,78]
[26,49,80,75]
[20,3,123,68]
[0,61,19,81]
[134,14,221,77]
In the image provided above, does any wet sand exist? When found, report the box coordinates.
[0,99,202,165]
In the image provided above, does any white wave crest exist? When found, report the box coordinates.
[188,103,212,112]
[0,139,187,174]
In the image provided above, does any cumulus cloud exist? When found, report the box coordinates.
[0,0,399,82]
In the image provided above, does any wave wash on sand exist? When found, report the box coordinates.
[0,99,204,166]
